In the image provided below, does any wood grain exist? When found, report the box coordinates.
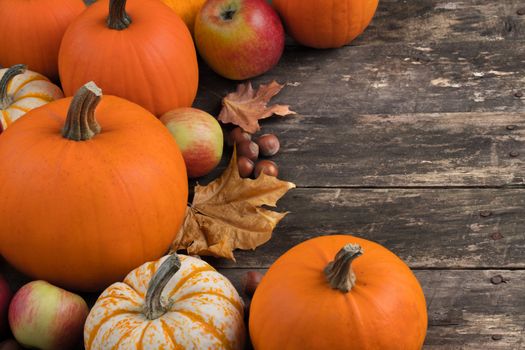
[206,188,525,269]
[355,0,525,46]
[197,111,525,188]
[196,40,525,116]
[221,268,525,350]
[256,112,525,187]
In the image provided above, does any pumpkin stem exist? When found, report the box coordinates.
[107,0,131,30]
[324,244,363,293]
[0,64,27,109]
[62,82,102,141]
[144,254,181,320]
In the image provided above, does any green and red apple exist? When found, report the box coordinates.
[8,280,88,349]
[161,108,224,178]
[195,0,285,80]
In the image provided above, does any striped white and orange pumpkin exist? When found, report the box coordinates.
[84,254,245,349]
[0,64,63,132]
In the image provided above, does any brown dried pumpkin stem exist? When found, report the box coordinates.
[144,254,181,320]
[62,82,102,141]
[0,64,27,109]
[324,244,363,293]
[107,0,131,30]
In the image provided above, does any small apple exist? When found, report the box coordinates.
[0,274,10,337]
[161,108,224,178]
[8,281,88,350]
[195,0,285,80]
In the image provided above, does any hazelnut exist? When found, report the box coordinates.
[254,160,279,178]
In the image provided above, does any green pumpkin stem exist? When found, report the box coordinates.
[107,0,131,30]
[0,64,27,109]
[62,82,102,141]
[144,254,181,320]
[324,244,363,293]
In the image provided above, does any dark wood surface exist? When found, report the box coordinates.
[202,0,525,348]
[3,0,525,349]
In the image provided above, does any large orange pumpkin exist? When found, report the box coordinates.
[272,0,379,48]
[162,0,207,35]
[249,235,427,349]
[59,0,199,117]
[0,0,85,81]
[0,82,188,292]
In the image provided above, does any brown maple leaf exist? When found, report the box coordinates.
[171,150,295,260]
[218,81,296,134]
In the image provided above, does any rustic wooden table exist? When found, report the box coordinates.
[2,0,524,349]
[194,0,525,348]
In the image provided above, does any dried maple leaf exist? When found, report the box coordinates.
[171,150,295,260]
[218,81,296,133]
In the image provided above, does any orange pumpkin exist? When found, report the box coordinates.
[85,254,245,349]
[0,82,188,292]
[0,0,85,81]
[250,235,427,349]
[162,0,207,35]
[272,0,378,48]
[59,0,199,117]
[0,64,64,132]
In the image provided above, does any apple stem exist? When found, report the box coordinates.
[0,64,27,109]
[107,0,131,30]
[221,6,237,21]
[144,254,181,320]
[62,82,102,141]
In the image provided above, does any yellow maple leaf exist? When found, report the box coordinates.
[218,81,296,134]
[171,150,295,260]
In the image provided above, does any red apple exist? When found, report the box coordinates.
[0,275,10,336]
[195,0,285,80]
[161,108,224,178]
[8,281,88,349]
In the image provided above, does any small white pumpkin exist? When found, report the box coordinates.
[84,254,245,349]
[0,64,63,132]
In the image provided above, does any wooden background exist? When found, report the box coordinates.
[195,0,525,348]
[2,0,524,349]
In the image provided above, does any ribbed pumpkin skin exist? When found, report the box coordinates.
[249,235,427,350]
[0,0,85,80]
[272,0,378,48]
[85,255,245,349]
[59,0,199,117]
[0,96,188,292]
[0,68,63,131]
[162,0,206,35]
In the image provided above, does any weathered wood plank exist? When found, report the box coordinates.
[261,112,525,187]
[195,40,525,116]
[207,188,525,269]
[220,269,525,350]
[354,0,525,46]
[197,111,525,188]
